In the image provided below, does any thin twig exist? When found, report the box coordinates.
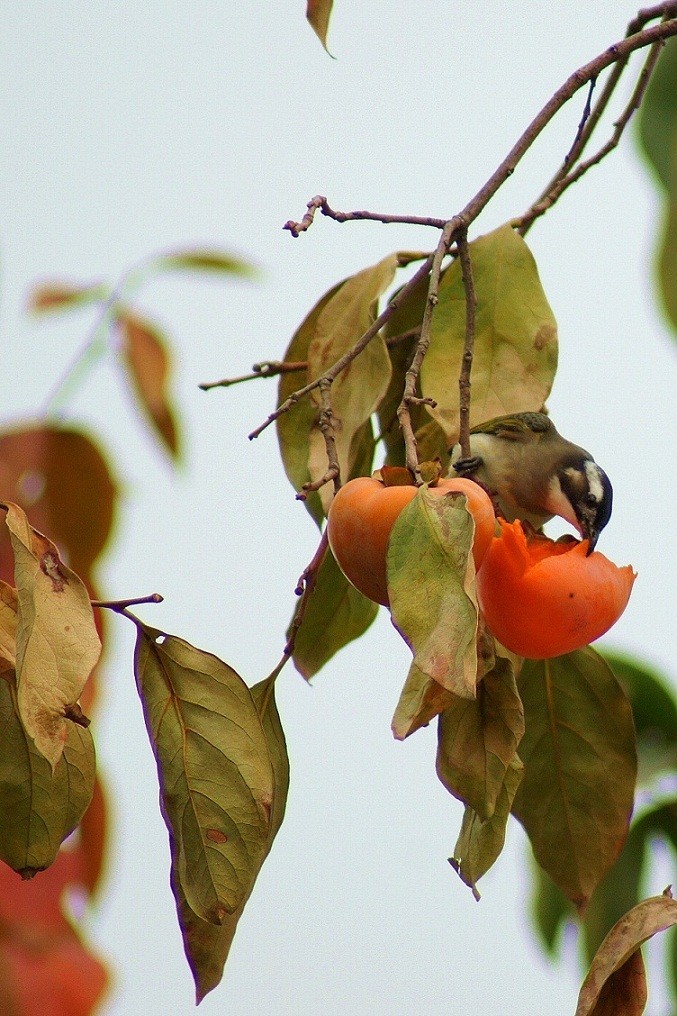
[397,220,456,482]
[516,25,670,234]
[248,253,436,440]
[92,593,164,613]
[456,230,477,461]
[199,361,307,390]
[284,195,448,237]
[564,77,597,165]
[297,379,340,499]
[453,18,677,231]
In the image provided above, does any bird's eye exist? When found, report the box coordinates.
[585,492,599,506]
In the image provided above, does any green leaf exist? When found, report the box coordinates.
[276,280,345,527]
[306,0,334,53]
[582,821,647,965]
[306,255,397,513]
[388,487,479,732]
[530,861,573,956]
[601,650,677,783]
[0,676,95,876]
[658,193,677,333]
[133,625,275,924]
[513,649,637,911]
[637,36,677,192]
[289,546,378,680]
[450,757,523,900]
[436,655,524,819]
[173,674,289,1003]
[421,224,558,446]
[158,249,258,278]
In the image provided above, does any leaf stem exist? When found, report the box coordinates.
[92,593,164,613]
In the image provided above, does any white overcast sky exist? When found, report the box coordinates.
[1,3,675,1015]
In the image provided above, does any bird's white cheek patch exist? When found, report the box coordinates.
[584,460,604,503]
[545,475,581,532]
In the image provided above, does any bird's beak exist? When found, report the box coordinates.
[579,519,599,555]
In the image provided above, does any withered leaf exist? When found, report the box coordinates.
[575,892,677,1016]
[306,0,334,53]
[4,502,101,768]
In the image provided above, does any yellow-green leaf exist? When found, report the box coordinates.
[306,0,334,53]
[575,892,677,1016]
[0,675,95,876]
[421,224,558,445]
[158,249,258,278]
[513,649,637,911]
[390,662,455,740]
[388,488,479,721]
[174,675,289,1003]
[436,655,524,819]
[276,280,345,526]
[450,757,524,900]
[0,581,18,675]
[306,255,396,513]
[133,626,275,925]
[4,502,101,768]
[290,545,378,680]
[118,312,180,458]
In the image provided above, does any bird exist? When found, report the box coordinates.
[449,412,613,554]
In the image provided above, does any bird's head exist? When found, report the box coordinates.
[549,458,613,554]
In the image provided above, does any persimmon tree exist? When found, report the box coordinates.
[0,4,676,1014]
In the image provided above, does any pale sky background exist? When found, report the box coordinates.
[1,3,676,1015]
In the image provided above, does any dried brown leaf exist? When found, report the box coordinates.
[575,892,677,1016]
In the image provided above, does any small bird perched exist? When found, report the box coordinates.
[449,412,613,554]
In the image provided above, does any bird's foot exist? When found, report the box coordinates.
[452,455,483,475]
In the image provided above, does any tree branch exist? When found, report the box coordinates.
[283,195,448,237]
[456,230,477,461]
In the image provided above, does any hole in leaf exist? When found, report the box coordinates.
[154,634,167,645]
[18,469,46,505]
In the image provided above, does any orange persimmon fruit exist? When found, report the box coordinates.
[327,474,496,607]
[476,519,636,659]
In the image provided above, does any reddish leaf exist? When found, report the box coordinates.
[77,775,108,898]
[118,312,180,458]
[0,425,116,580]
[0,851,109,1015]
[306,0,334,52]
[26,281,106,314]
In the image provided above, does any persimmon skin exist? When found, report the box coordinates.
[476,520,636,659]
[327,476,496,607]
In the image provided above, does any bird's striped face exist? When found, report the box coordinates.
[554,460,613,552]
